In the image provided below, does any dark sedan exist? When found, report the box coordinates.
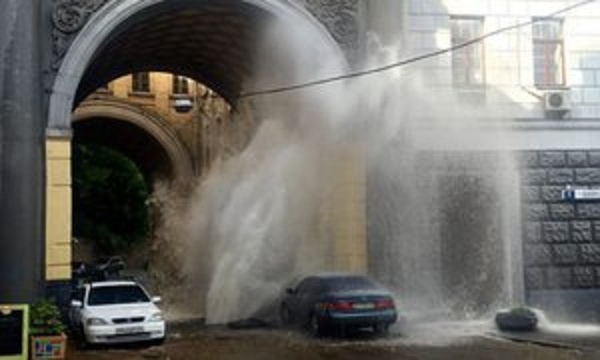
[280,273,397,336]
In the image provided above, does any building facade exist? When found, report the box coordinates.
[406,0,600,118]
[5,0,600,319]
[82,72,251,178]
[404,0,600,318]
[0,0,372,304]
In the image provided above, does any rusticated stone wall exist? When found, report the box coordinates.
[522,150,600,291]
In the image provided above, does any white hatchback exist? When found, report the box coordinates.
[70,280,165,344]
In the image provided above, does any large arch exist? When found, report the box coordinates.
[44,0,347,284]
[73,98,195,182]
[47,0,343,136]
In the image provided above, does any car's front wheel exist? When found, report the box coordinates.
[75,325,93,349]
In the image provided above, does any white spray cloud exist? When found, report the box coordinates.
[154,7,523,324]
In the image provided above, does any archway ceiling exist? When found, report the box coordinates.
[76,2,266,106]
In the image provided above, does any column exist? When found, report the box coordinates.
[45,139,72,281]
[0,0,44,302]
[332,144,368,273]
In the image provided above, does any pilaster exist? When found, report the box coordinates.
[45,138,72,281]
[0,0,45,302]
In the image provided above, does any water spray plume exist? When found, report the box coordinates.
[240,0,597,99]
[153,4,523,327]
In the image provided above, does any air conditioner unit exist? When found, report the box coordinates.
[544,90,571,112]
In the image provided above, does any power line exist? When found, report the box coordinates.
[239,0,597,99]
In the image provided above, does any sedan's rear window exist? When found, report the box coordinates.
[88,285,150,305]
[322,276,378,292]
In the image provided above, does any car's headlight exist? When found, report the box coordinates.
[148,312,163,322]
[87,317,109,326]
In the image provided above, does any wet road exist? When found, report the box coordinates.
[68,325,600,360]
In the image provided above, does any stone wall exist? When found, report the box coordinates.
[522,150,600,291]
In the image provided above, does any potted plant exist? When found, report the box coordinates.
[29,299,67,359]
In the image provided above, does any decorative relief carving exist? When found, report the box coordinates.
[51,0,110,69]
[302,0,360,63]
[50,0,360,69]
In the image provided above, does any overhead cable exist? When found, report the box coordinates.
[239,0,597,98]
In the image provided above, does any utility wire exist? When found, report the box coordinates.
[239,0,597,99]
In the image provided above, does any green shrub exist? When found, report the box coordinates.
[29,299,65,336]
[73,144,150,254]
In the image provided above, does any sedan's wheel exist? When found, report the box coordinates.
[308,313,321,337]
[373,323,390,336]
[280,305,292,327]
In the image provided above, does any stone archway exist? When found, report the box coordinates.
[47,0,343,136]
[73,98,194,182]
[44,0,346,283]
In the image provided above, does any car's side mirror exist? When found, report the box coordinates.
[71,300,83,308]
[286,288,296,295]
[151,296,162,304]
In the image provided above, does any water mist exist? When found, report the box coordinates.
[154,8,523,326]
[177,15,351,324]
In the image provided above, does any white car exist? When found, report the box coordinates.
[70,280,165,344]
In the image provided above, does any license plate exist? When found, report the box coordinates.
[116,326,144,335]
[352,302,375,310]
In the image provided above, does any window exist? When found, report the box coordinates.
[172,75,189,95]
[451,17,485,88]
[131,72,150,93]
[87,285,150,306]
[533,18,564,87]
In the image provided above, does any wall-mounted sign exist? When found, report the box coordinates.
[562,187,600,201]
[0,304,28,360]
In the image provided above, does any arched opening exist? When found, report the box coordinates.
[71,142,151,266]
[70,92,200,272]
[74,119,172,183]
[48,0,340,131]
[45,0,345,313]
[73,97,194,182]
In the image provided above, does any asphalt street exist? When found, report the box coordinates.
[68,321,600,360]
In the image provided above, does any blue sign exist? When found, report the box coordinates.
[562,187,600,201]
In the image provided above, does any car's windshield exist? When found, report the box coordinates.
[87,285,150,305]
[322,276,378,292]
